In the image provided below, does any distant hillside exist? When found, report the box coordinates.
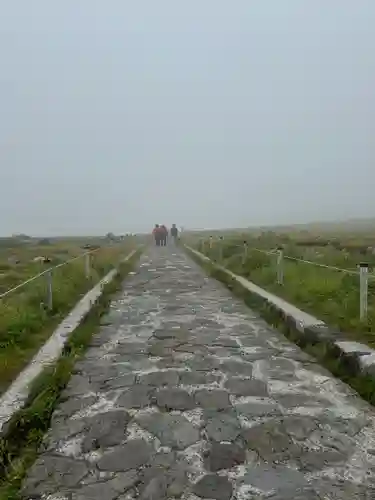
[186,218,375,236]
[252,218,375,235]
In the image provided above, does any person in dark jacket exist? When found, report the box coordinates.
[170,224,178,244]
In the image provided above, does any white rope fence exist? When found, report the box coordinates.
[0,247,105,310]
[198,236,373,322]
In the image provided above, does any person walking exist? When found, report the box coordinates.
[170,224,178,244]
[152,224,161,246]
[160,225,168,246]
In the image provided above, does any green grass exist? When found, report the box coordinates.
[0,250,141,500]
[0,242,134,394]
[192,233,375,344]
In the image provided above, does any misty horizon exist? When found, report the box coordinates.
[1,1,373,236]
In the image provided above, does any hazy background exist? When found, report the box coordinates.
[0,1,373,236]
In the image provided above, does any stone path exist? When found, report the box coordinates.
[22,247,375,499]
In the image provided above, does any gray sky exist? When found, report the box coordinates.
[0,1,374,235]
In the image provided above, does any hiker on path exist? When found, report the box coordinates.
[160,225,168,246]
[170,224,178,244]
[152,224,161,246]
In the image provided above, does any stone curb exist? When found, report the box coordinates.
[0,249,138,436]
[186,246,375,384]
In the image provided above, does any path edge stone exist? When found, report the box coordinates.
[185,245,375,404]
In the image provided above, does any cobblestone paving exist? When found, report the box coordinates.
[22,247,375,499]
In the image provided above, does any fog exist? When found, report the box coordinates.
[0,1,374,236]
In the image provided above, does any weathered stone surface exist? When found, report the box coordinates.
[205,411,241,442]
[102,372,136,389]
[242,464,308,495]
[275,393,327,409]
[138,461,190,499]
[43,419,87,451]
[194,389,231,410]
[243,421,299,461]
[72,482,119,500]
[137,413,200,449]
[180,371,220,386]
[205,442,246,471]
[58,395,97,418]
[113,341,146,354]
[23,455,88,494]
[139,475,167,500]
[270,490,321,500]
[63,374,99,397]
[212,336,239,348]
[155,388,195,410]
[311,478,375,500]
[298,449,347,471]
[138,370,180,387]
[150,451,176,468]
[116,385,153,409]
[147,339,179,356]
[97,440,153,471]
[235,399,280,419]
[186,355,220,372]
[82,410,130,452]
[193,474,233,500]
[220,360,253,376]
[109,470,139,493]
[224,377,268,397]
[166,462,190,497]
[154,328,189,340]
[281,416,318,440]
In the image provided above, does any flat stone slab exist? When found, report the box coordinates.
[242,464,310,497]
[138,370,180,387]
[82,409,130,452]
[243,420,301,462]
[235,399,281,418]
[23,455,88,496]
[116,385,154,409]
[137,413,200,450]
[193,474,233,500]
[155,388,195,410]
[224,377,269,397]
[20,246,375,499]
[204,410,241,442]
[97,439,153,471]
[194,389,231,410]
[205,442,246,471]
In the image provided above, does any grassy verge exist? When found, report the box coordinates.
[0,249,141,500]
[186,246,375,407]
[195,237,375,343]
[0,244,132,394]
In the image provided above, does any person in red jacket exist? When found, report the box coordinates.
[152,224,161,246]
[160,225,168,246]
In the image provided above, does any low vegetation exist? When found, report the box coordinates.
[191,228,375,343]
[0,237,135,393]
[0,250,141,500]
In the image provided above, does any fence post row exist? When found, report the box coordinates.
[85,253,91,279]
[219,236,223,262]
[242,241,248,265]
[199,239,371,324]
[359,262,369,321]
[46,269,53,311]
[276,247,284,285]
